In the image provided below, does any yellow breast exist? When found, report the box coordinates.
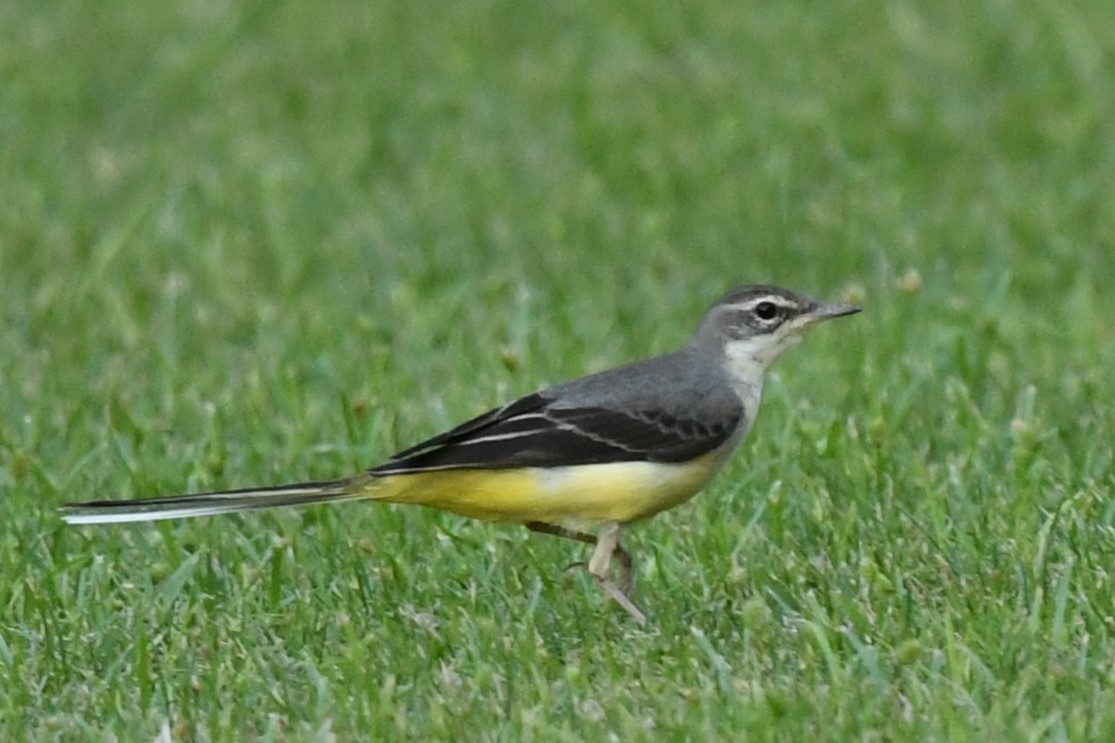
[366,448,731,528]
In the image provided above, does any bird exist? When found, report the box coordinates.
[62,284,860,624]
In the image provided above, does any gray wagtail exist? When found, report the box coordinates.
[62,285,859,624]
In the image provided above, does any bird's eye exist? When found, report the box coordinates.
[754,301,778,321]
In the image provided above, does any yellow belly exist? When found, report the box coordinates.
[363,449,729,528]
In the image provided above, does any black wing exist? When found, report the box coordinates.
[369,393,741,475]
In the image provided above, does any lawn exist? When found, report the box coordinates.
[2,0,1114,739]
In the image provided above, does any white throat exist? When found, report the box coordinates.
[721,333,803,406]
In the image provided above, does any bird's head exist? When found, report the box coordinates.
[694,284,860,373]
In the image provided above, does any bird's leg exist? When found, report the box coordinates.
[524,521,634,594]
[525,521,643,624]
[524,521,596,574]
[610,536,634,598]
[588,524,646,625]
[525,521,596,546]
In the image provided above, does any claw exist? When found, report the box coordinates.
[595,576,647,625]
[563,560,588,573]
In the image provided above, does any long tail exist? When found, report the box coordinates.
[60,477,370,525]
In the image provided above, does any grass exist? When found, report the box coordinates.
[2,0,1114,739]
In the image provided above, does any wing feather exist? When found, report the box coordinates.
[370,395,741,475]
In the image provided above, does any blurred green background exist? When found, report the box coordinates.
[2,0,1113,739]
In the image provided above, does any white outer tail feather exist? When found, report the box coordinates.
[61,479,362,525]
